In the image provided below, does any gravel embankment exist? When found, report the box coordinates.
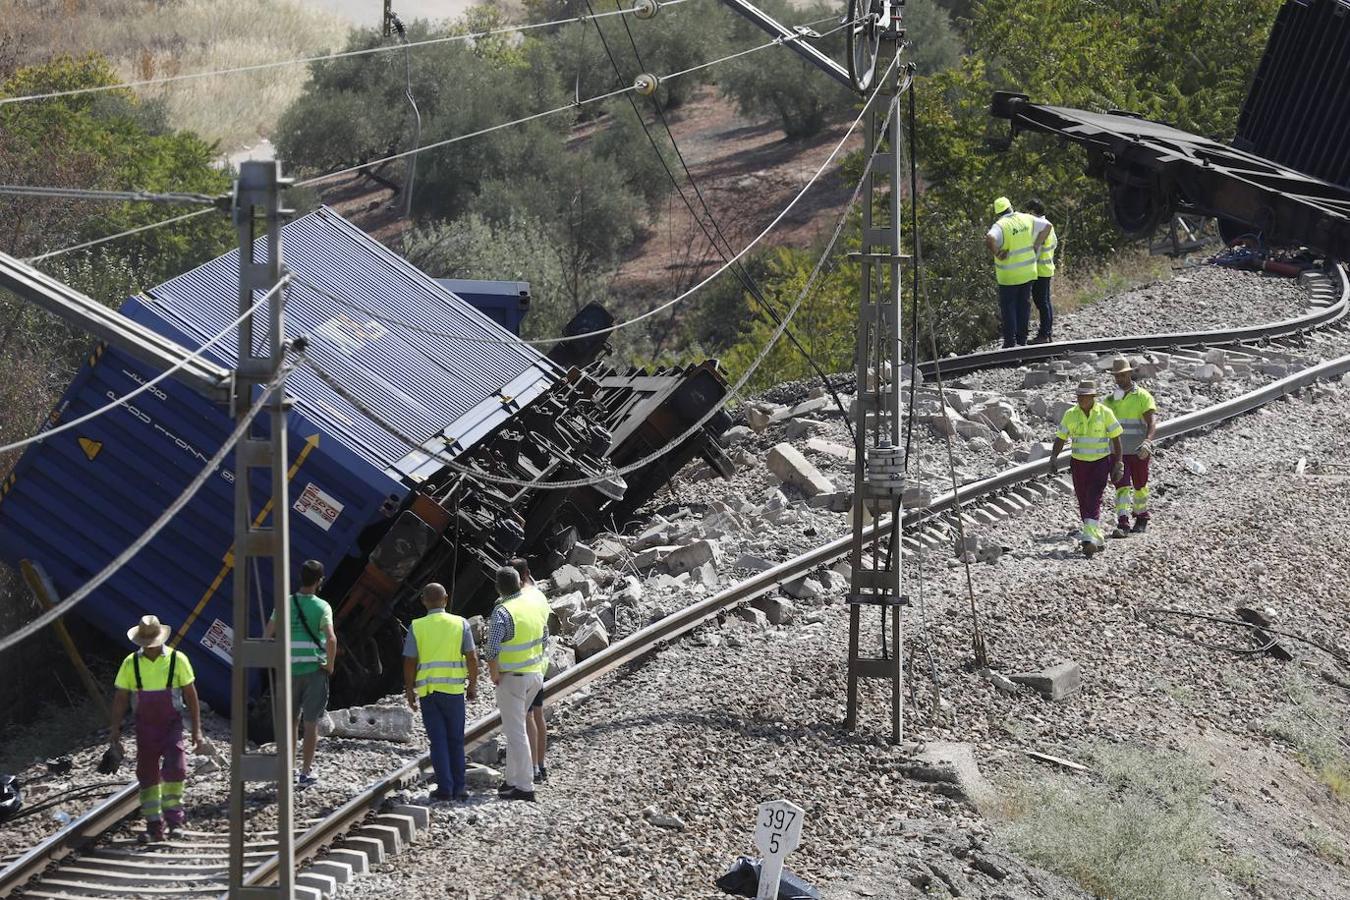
[354,367,1350,900]
[1,264,1339,895]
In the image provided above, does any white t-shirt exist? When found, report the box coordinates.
[1031,215,1052,242]
[986,212,1014,245]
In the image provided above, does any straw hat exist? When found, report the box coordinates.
[128,614,170,648]
[992,196,1012,214]
[1075,380,1099,396]
[1109,357,1134,375]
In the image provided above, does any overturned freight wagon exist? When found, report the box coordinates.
[0,207,732,723]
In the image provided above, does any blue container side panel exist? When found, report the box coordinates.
[434,278,530,335]
[137,208,557,481]
[0,340,402,715]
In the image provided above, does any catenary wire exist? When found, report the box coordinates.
[302,62,903,491]
[0,277,290,456]
[593,0,858,441]
[289,58,880,348]
[292,28,821,191]
[0,352,299,655]
[0,186,219,205]
[0,0,695,107]
[27,25,800,263]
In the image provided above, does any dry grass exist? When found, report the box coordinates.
[1266,675,1350,803]
[1,0,347,149]
[1000,744,1218,900]
[1054,248,1178,316]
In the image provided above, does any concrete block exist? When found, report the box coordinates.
[751,596,796,625]
[781,396,830,420]
[465,763,500,789]
[785,417,827,439]
[306,861,353,886]
[806,490,852,512]
[954,418,995,442]
[805,437,855,461]
[664,539,721,577]
[326,848,369,876]
[297,871,337,899]
[633,544,678,570]
[767,443,835,497]
[357,823,403,856]
[567,543,597,566]
[549,591,586,633]
[733,554,773,571]
[374,813,418,845]
[323,705,414,742]
[747,404,781,432]
[572,619,610,661]
[735,606,769,627]
[336,836,385,866]
[783,576,822,600]
[1010,660,1082,701]
[551,564,591,597]
[294,886,323,900]
[390,803,431,830]
[629,522,674,550]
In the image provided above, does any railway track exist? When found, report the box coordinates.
[3,263,1347,899]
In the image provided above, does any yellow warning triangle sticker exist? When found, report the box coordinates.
[78,437,102,461]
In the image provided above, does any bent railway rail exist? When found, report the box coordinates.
[3,264,1347,898]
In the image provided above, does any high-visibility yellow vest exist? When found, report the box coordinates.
[994,212,1038,286]
[411,611,468,697]
[1056,403,1124,461]
[1037,224,1057,277]
[1103,386,1156,454]
[498,592,548,676]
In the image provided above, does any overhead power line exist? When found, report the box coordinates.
[0,0,695,108]
[290,61,874,348]
[27,27,804,263]
[0,350,300,655]
[0,186,220,206]
[0,277,290,457]
[302,63,904,492]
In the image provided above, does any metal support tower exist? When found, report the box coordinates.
[228,160,296,899]
[844,60,907,745]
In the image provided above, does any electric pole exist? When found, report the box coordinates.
[227,160,296,899]
[844,57,907,744]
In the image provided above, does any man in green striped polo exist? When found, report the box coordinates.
[265,559,337,788]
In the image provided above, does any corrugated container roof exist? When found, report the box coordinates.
[138,207,559,481]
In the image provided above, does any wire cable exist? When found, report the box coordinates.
[288,59,879,348]
[0,277,289,456]
[28,29,787,262]
[0,186,219,206]
[25,208,217,263]
[0,351,300,655]
[0,0,695,107]
[594,0,857,440]
[301,63,904,491]
[292,30,804,191]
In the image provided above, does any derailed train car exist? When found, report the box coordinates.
[0,207,731,719]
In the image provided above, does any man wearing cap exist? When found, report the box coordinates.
[1048,381,1125,557]
[1103,357,1158,536]
[985,196,1038,348]
[510,558,550,784]
[1026,199,1058,344]
[108,615,203,841]
[483,566,548,802]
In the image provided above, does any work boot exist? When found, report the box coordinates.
[141,821,166,843]
[1080,541,1096,558]
[501,788,536,802]
[1029,334,1051,345]
[1111,525,1130,539]
[1132,518,1150,534]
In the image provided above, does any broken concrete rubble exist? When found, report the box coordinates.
[1010,660,1082,701]
[767,443,835,497]
[572,619,610,661]
[751,595,795,625]
[664,539,721,577]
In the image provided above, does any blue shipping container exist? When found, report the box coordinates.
[435,278,531,335]
[0,207,559,715]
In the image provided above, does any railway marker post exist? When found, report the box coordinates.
[227,159,296,899]
[844,54,908,745]
[753,798,805,900]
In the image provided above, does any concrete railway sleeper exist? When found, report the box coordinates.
[3,263,1347,898]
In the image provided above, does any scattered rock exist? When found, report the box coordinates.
[664,539,722,577]
[572,620,610,661]
[805,438,856,462]
[642,805,687,831]
[784,576,823,600]
[751,595,796,625]
[1010,660,1082,701]
[732,554,774,572]
[767,443,835,497]
[735,607,769,628]
[567,543,597,566]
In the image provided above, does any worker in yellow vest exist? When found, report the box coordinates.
[1048,381,1125,557]
[985,196,1038,348]
[108,615,203,842]
[510,557,550,783]
[1026,199,1057,344]
[484,566,550,801]
[1103,357,1158,536]
[403,583,478,802]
